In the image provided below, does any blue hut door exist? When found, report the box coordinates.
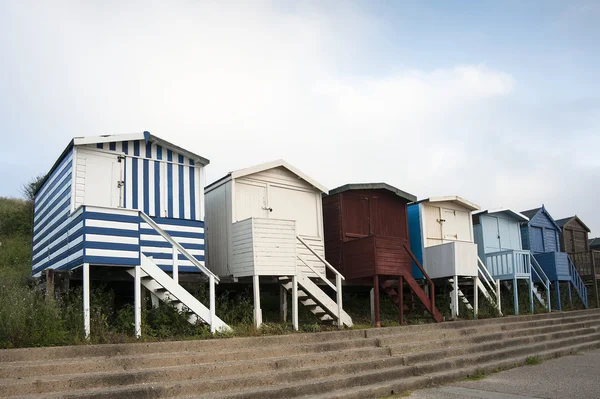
[482,216,501,253]
[497,218,513,250]
[531,227,544,253]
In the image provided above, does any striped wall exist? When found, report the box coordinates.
[80,140,203,220]
[82,207,141,266]
[32,150,83,276]
[140,217,205,272]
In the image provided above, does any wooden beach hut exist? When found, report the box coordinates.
[322,183,441,326]
[204,160,351,329]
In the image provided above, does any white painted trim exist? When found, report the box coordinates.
[86,248,139,258]
[230,159,328,193]
[70,147,78,213]
[423,196,480,211]
[74,133,145,146]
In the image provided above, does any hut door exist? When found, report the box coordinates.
[80,149,123,208]
[441,208,470,242]
[235,181,269,220]
[268,185,319,237]
[482,216,501,253]
[342,194,370,241]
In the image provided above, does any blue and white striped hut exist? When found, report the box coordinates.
[32,132,230,337]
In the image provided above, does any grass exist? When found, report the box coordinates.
[463,371,486,381]
[525,356,543,365]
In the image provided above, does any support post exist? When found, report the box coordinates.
[45,269,55,303]
[134,266,142,338]
[399,275,404,325]
[529,278,534,314]
[209,275,216,333]
[336,274,343,328]
[280,285,288,322]
[83,263,90,340]
[370,288,375,326]
[546,282,552,313]
[292,276,299,331]
[496,279,502,315]
[473,276,479,319]
[172,246,179,284]
[555,281,562,311]
[452,275,459,318]
[513,277,519,316]
[592,252,599,308]
[253,275,262,328]
[567,281,572,304]
[373,275,381,327]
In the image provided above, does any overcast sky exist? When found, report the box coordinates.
[1,1,599,233]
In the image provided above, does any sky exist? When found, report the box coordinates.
[0,1,599,233]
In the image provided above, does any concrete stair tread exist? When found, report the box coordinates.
[3,309,600,399]
[294,340,600,399]
[11,322,598,398]
[190,336,600,399]
[385,319,600,355]
[0,342,386,388]
[372,310,600,343]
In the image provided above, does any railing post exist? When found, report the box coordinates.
[474,276,479,319]
[172,245,179,284]
[336,274,343,328]
[292,276,299,331]
[209,275,216,333]
[592,252,599,308]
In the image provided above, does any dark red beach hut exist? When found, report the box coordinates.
[323,183,441,325]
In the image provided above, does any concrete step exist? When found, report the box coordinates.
[297,340,600,399]
[6,314,600,398]
[193,333,600,399]
[3,308,600,399]
[376,311,600,347]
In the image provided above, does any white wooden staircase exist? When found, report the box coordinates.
[126,255,231,332]
[280,272,353,327]
[130,212,231,334]
[448,257,502,318]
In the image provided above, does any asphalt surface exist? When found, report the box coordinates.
[406,349,600,399]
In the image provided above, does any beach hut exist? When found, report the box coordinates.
[204,160,351,329]
[520,206,588,310]
[473,209,551,314]
[322,183,441,326]
[408,197,501,318]
[557,215,599,307]
[32,132,229,337]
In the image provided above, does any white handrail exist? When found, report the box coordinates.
[139,211,220,283]
[477,257,497,292]
[296,235,345,281]
[297,254,337,292]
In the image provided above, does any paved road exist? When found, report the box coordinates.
[406,349,600,399]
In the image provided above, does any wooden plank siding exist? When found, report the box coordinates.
[323,187,413,280]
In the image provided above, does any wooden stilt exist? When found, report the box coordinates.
[555,281,562,311]
[567,281,572,303]
[253,275,262,328]
[453,275,459,318]
[280,285,288,322]
[45,269,55,303]
[373,275,381,327]
[292,276,299,331]
[370,288,375,326]
[83,263,90,340]
[134,266,141,338]
[513,277,519,316]
[592,253,599,308]
[473,276,479,319]
[529,278,534,314]
[399,275,404,325]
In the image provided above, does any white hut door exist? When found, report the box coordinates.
[80,149,122,208]
[235,181,269,221]
[441,208,471,242]
[268,185,319,237]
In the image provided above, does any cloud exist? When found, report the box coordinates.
[0,1,599,233]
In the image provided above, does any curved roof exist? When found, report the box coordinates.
[328,183,416,202]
